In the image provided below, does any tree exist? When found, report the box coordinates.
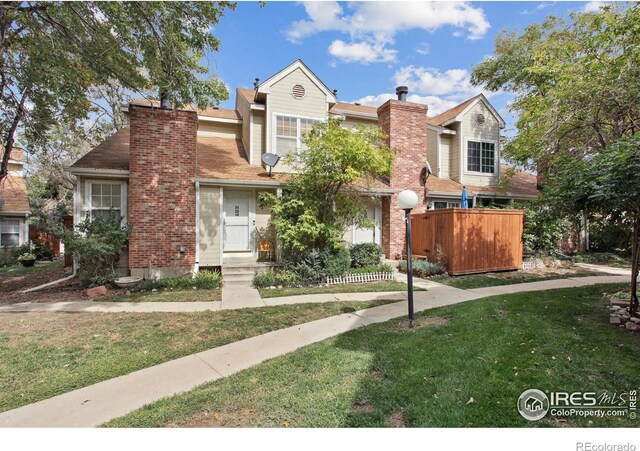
[471,4,640,172]
[543,134,640,316]
[0,1,235,182]
[259,118,394,259]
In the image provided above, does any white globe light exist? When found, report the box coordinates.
[397,190,419,210]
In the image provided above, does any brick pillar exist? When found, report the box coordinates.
[128,105,198,279]
[377,100,429,259]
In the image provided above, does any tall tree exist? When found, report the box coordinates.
[259,118,394,258]
[0,1,234,182]
[471,4,640,172]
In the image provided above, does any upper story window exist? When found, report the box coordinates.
[88,182,127,222]
[274,115,320,158]
[467,140,495,174]
[0,218,21,246]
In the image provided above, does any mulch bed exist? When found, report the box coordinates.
[0,266,86,305]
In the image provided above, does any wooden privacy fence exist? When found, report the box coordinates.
[411,208,524,275]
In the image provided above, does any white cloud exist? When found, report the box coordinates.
[520,2,557,15]
[415,42,430,55]
[352,65,504,116]
[583,1,608,12]
[328,40,397,64]
[286,2,491,64]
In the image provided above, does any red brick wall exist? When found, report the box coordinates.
[377,100,429,259]
[128,105,198,277]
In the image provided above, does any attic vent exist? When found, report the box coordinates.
[292,84,306,99]
[476,113,486,125]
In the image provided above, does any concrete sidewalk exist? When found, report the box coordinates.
[0,274,631,427]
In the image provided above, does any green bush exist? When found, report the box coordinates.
[347,264,392,274]
[320,245,351,277]
[350,243,383,268]
[136,271,223,291]
[284,249,324,285]
[252,270,300,288]
[59,214,130,287]
[397,259,447,278]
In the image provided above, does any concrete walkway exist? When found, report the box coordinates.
[0,274,631,427]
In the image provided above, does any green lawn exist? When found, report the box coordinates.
[106,283,639,428]
[259,280,423,298]
[0,261,64,276]
[436,267,609,290]
[0,300,395,412]
[106,288,222,303]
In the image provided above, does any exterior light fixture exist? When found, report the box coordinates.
[397,189,419,328]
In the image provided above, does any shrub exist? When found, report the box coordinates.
[350,243,382,268]
[320,245,351,277]
[397,259,447,278]
[347,264,392,274]
[136,271,223,291]
[60,214,130,287]
[283,249,324,285]
[252,270,299,288]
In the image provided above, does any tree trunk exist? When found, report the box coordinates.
[0,88,28,183]
[631,211,640,317]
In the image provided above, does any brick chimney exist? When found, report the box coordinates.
[128,104,198,279]
[377,97,429,259]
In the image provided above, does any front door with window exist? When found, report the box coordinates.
[224,191,251,251]
[353,202,381,245]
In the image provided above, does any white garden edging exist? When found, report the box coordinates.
[326,271,394,285]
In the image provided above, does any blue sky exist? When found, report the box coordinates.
[209,1,605,134]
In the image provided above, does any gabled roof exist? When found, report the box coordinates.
[129,99,241,121]
[427,94,505,128]
[0,173,30,213]
[70,128,130,171]
[257,59,337,102]
[329,102,378,118]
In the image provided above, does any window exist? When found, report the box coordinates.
[88,182,126,221]
[467,140,495,174]
[0,219,21,246]
[274,115,320,157]
[433,201,461,210]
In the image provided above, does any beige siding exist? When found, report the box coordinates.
[199,186,222,266]
[427,128,438,175]
[339,116,377,129]
[268,68,328,119]
[198,122,242,140]
[236,94,252,162]
[440,135,451,179]
[449,123,462,182]
[252,111,265,166]
[460,101,500,187]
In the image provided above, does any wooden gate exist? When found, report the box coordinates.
[411,208,524,275]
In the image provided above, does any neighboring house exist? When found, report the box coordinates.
[0,148,30,257]
[68,59,537,279]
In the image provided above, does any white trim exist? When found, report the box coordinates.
[271,112,324,159]
[67,167,129,177]
[330,109,377,120]
[463,137,499,176]
[194,181,200,273]
[427,124,456,135]
[197,178,281,187]
[0,216,26,247]
[436,132,442,178]
[444,94,505,129]
[258,60,337,102]
[197,115,242,125]
[250,104,265,111]
[85,179,128,223]
[222,188,254,255]
[249,109,254,165]
[219,186,224,264]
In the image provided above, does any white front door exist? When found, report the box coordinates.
[224,191,251,251]
[353,202,381,245]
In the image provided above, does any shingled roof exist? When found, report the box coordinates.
[129,99,241,120]
[71,129,130,171]
[0,174,29,213]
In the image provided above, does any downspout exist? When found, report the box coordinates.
[22,266,77,293]
[193,180,200,277]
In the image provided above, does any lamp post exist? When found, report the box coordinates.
[397,189,419,328]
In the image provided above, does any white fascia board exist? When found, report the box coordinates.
[455,94,506,129]
[250,104,265,111]
[66,167,130,177]
[427,124,456,135]
[197,116,242,125]
[196,178,282,187]
[331,110,378,120]
[257,60,337,102]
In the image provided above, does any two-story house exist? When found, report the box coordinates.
[0,148,30,258]
[69,59,537,279]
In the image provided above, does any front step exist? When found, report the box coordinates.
[222,262,277,276]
